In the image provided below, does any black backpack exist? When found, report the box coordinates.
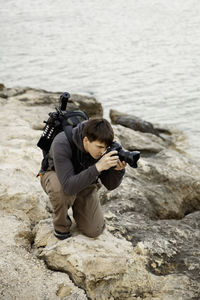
[37,92,89,174]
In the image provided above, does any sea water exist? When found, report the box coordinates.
[0,0,200,163]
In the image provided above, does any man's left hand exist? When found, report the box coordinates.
[114,160,127,171]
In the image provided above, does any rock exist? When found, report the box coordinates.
[33,218,199,300]
[101,146,200,220]
[0,83,5,90]
[104,209,200,295]
[110,109,162,136]
[3,86,103,118]
[0,96,50,224]
[0,83,7,98]
[0,85,200,300]
[113,124,167,155]
[70,94,103,118]
[0,212,87,300]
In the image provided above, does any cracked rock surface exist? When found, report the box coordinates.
[0,85,200,300]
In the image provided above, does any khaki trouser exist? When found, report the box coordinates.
[41,171,105,237]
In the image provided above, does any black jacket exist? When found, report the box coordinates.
[48,121,125,195]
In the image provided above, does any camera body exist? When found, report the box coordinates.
[105,141,140,168]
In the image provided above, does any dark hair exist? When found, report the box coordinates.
[82,118,114,147]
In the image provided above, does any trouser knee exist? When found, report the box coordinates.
[82,221,105,238]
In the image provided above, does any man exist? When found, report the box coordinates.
[40,118,126,240]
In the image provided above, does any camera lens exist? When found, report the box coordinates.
[118,149,140,168]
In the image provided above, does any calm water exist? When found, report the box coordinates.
[0,0,200,163]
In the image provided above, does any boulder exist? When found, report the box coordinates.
[110,109,162,136]
[113,124,167,155]
[3,86,103,118]
[0,212,87,300]
[0,84,200,300]
[104,209,200,297]
[33,218,198,300]
[70,94,103,118]
[102,147,200,220]
[0,83,5,90]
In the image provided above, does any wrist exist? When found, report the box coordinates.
[95,162,103,173]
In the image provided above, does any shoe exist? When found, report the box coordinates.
[54,230,71,240]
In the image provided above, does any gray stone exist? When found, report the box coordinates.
[0,212,87,300]
[110,109,162,136]
[0,85,200,300]
[3,86,103,118]
[70,93,103,118]
[0,83,5,90]
[101,147,200,220]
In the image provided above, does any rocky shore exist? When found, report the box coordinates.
[0,84,200,300]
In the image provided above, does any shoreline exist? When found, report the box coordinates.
[1,83,199,165]
[0,83,200,299]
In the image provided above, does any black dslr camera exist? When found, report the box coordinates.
[106,141,140,168]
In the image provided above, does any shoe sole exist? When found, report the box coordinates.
[54,231,71,240]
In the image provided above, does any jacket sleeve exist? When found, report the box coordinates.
[99,168,125,190]
[51,135,99,195]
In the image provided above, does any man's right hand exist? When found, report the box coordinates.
[95,151,119,173]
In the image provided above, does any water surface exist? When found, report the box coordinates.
[0,0,200,162]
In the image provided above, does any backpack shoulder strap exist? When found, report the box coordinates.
[63,125,74,149]
[63,125,84,174]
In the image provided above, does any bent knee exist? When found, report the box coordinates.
[82,222,105,238]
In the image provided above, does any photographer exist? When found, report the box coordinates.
[40,118,126,240]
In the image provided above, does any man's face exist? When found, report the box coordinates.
[83,137,107,159]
